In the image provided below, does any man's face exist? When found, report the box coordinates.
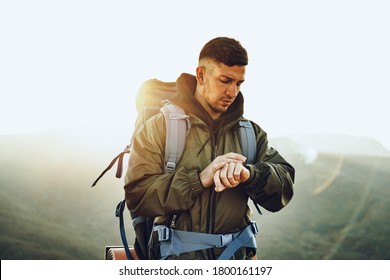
[197,61,246,119]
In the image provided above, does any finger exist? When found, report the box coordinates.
[234,163,251,183]
[215,153,246,165]
[214,172,228,192]
[228,163,240,185]
[212,161,226,172]
[234,163,243,181]
[214,170,224,192]
[225,152,247,162]
[239,164,251,182]
[215,185,227,192]
[200,161,227,188]
[219,163,233,187]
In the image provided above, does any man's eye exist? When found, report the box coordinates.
[220,79,230,84]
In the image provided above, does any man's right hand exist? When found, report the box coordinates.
[214,162,250,192]
[199,153,246,188]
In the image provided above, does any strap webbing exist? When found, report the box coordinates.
[91,145,131,187]
[115,200,133,260]
[217,222,258,260]
[160,103,190,173]
[155,222,258,260]
[237,120,257,164]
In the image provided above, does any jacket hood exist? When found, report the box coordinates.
[173,73,244,127]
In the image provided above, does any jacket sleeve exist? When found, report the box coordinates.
[240,123,295,212]
[124,113,205,217]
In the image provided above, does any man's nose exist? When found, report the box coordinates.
[226,83,239,97]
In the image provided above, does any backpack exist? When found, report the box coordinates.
[92,78,257,260]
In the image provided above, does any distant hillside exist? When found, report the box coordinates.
[3,128,388,162]
[256,153,390,260]
[1,128,390,260]
[270,133,390,164]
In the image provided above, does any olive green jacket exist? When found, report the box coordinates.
[124,73,295,259]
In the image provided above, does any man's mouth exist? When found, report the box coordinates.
[221,99,233,106]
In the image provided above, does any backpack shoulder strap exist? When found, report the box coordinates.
[237,120,262,214]
[237,120,257,164]
[160,101,191,173]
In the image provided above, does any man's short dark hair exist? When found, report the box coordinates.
[199,37,248,67]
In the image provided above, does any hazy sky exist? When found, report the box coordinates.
[1,0,389,149]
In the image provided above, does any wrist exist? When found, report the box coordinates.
[199,170,212,188]
[241,164,255,186]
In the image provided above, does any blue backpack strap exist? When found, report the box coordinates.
[115,200,133,260]
[154,222,259,260]
[217,222,259,260]
[160,102,191,173]
[237,120,262,215]
[237,120,257,164]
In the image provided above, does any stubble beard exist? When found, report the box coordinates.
[203,81,229,115]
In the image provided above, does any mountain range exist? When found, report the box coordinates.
[0,127,389,260]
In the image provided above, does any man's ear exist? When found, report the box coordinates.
[196,66,205,85]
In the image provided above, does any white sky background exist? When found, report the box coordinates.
[1,0,389,149]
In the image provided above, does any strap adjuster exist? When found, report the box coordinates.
[166,162,176,172]
[217,234,234,247]
[157,227,170,241]
[169,113,187,120]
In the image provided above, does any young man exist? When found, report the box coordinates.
[124,37,295,260]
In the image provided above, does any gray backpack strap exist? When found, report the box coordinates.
[154,221,258,260]
[160,102,191,173]
[237,120,257,164]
